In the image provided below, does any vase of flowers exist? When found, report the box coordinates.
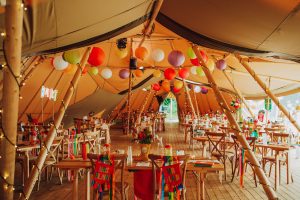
[136,127,153,161]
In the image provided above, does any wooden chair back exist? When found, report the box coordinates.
[47,136,64,163]
[88,153,127,200]
[148,154,190,200]
[205,132,227,158]
[83,131,99,153]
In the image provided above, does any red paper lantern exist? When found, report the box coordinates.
[135,46,148,60]
[173,87,181,93]
[88,47,105,66]
[190,50,208,66]
[152,83,160,91]
[164,68,176,80]
[178,67,190,79]
[190,58,200,66]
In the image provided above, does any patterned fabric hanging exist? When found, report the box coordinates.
[264,97,272,111]
[161,156,183,199]
[91,155,115,200]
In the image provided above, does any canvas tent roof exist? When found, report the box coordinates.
[0,0,299,126]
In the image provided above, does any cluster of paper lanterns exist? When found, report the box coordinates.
[230,100,241,109]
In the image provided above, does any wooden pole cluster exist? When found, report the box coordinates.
[183,80,197,117]
[223,71,255,118]
[0,1,23,199]
[235,54,300,132]
[192,45,278,200]
[21,47,91,200]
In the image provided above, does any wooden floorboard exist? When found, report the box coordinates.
[15,123,300,199]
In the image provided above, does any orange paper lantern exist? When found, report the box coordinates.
[135,46,148,60]
[135,69,144,77]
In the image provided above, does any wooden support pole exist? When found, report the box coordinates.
[235,54,300,132]
[193,46,278,200]
[223,71,255,118]
[21,47,91,200]
[183,80,197,117]
[126,71,133,134]
[137,90,152,123]
[138,0,164,47]
[0,1,23,199]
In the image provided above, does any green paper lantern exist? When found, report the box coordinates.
[63,50,81,64]
[196,67,205,76]
[89,67,99,75]
[187,47,196,59]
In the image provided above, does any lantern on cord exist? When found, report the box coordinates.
[135,46,148,60]
[201,87,208,94]
[53,55,69,70]
[151,49,165,62]
[174,79,183,89]
[190,58,200,66]
[164,68,176,80]
[82,67,88,75]
[89,67,99,75]
[119,69,130,79]
[194,85,201,93]
[196,67,205,76]
[216,59,227,70]
[173,87,181,93]
[162,80,170,92]
[178,67,189,79]
[63,50,81,64]
[153,69,161,78]
[190,66,197,75]
[187,47,196,59]
[168,50,185,67]
[135,69,144,77]
[206,59,215,72]
[101,68,112,79]
[115,49,128,59]
[88,47,105,66]
[152,83,161,91]
[64,64,76,74]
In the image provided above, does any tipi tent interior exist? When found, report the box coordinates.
[0,0,300,199]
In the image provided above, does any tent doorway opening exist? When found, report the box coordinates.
[159,93,179,123]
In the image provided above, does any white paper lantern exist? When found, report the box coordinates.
[151,49,165,62]
[101,68,112,79]
[190,66,197,75]
[53,56,69,70]
[194,85,201,93]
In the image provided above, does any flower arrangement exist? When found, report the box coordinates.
[136,127,153,144]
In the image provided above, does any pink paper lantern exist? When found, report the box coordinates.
[168,50,185,67]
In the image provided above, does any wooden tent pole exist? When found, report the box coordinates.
[192,85,200,117]
[223,71,255,118]
[137,90,152,122]
[183,80,197,117]
[235,54,300,132]
[21,47,91,200]
[193,45,278,200]
[0,1,23,199]
[126,71,133,135]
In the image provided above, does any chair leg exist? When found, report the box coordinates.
[224,157,227,181]
[231,156,238,182]
[57,168,63,185]
[251,165,257,187]
[268,163,273,177]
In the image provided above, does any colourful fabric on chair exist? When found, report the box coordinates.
[134,170,161,200]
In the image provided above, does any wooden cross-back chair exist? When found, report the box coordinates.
[83,131,100,153]
[87,153,129,200]
[231,135,258,186]
[148,154,190,200]
[205,131,233,180]
[36,136,64,190]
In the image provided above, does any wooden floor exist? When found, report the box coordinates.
[16,123,300,199]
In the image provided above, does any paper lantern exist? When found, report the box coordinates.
[164,68,176,80]
[187,84,193,89]
[151,49,164,62]
[89,67,98,75]
[153,69,161,78]
[101,68,112,79]
[196,67,205,76]
[135,46,148,60]
[168,50,185,67]
[178,67,189,79]
[194,85,201,93]
[162,80,170,92]
[201,87,208,94]
[207,59,215,72]
[216,59,227,70]
[82,67,88,75]
[88,47,105,66]
[190,66,197,75]
[152,83,160,91]
[64,64,76,74]
[174,79,183,89]
[53,56,69,70]
[119,69,130,79]
[190,58,200,66]
[135,69,144,77]
[187,47,196,59]
[115,48,128,59]
[63,50,81,64]
[173,87,181,93]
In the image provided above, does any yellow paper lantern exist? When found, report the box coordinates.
[207,59,215,72]
[174,79,183,89]
[153,69,161,78]
[115,48,128,59]
[64,64,76,74]
[162,80,170,92]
